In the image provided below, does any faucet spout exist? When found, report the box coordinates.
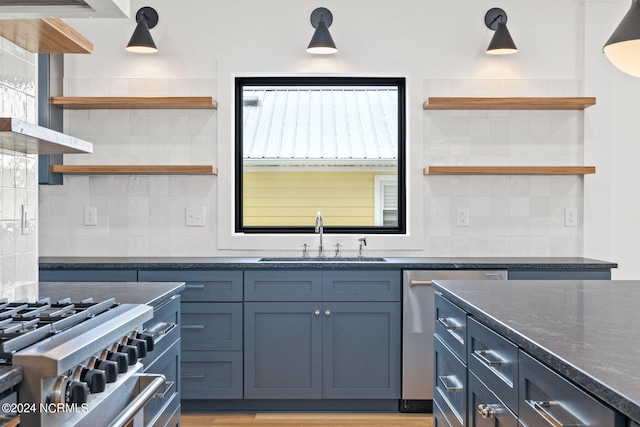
[315,211,324,257]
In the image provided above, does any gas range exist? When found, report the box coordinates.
[0,296,168,427]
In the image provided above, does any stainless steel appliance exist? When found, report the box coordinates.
[0,297,171,427]
[401,269,507,412]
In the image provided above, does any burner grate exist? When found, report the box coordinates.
[0,297,118,361]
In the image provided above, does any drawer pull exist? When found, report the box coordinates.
[438,375,463,392]
[437,317,462,330]
[155,380,175,398]
[473,349,504,367]
[527,400,583,427]
[477,404,496,419]
[181,374,206,379]
[147,322,176,337]
[181,325,205,330]
[185,284,205,290]
[410,280,432,286]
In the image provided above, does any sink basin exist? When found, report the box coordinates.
[259,257,387,262]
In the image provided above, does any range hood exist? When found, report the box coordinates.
[0,0,129,19]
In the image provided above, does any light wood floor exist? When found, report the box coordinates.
[181,413,433,426]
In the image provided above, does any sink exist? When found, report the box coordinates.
[259,257,387,262]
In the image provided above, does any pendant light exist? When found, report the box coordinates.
[603,0,640,77]
[307,7,338,54]
[485,8,518,55]
[126,7,159,53]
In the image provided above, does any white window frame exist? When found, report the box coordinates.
[374,175,398,226]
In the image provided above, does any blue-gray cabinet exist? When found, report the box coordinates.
[244,302,323,399]
[138,270,244,400]
[243,270,401,401]
[39,269,138,282]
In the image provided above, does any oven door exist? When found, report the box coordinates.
[104,373,168,427]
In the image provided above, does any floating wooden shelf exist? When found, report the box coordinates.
[424,166,596,175]
[50,165,218,175]
[0,18,93,54]
[423,97,596,110]
[51,96,218,110]
[0,117,92,155]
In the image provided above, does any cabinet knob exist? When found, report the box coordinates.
[314,310,320,316]
[477,404,495,419]
[325,310,331,316]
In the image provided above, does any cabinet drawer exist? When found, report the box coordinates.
[322,270,400,301]
[139,270,243,301]
[469,371,517,427]
[434,335,466,427]
[244,270,323,301]
[519,351,624,427]
[433,397,454,427]
[435,293,467,362]
[468,317,518,414]
[181,351,243,399]
[182,303,242,351]
[39,269,138,282]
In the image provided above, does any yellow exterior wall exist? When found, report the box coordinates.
[243,171,383,226]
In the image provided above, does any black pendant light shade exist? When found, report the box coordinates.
[126,7,159,53]
[485,8,518,55]
[307,7,338,54]
[603,0,640,77]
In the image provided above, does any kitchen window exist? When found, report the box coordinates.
[235,76,406,234]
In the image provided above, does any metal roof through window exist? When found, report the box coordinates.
[242,87,398,166]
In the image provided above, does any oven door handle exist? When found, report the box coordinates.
[106,374,166,427]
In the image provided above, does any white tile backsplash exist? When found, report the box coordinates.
[0,39,37,299]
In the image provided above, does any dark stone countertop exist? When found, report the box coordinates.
[38,256,617,270]
[432,279,640,422]
[39,281,185,307]
[0,365,22,395]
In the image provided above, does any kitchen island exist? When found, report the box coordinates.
[432,279,640,425]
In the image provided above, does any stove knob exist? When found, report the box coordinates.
[118,344,139,365]
[128,338,148,358]
[106,351,129,373]
[96,359,118,383]
[81,368,106,393]
[66,381,89,405]
[136,332,155,352]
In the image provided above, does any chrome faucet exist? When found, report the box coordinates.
[315,211,324,257]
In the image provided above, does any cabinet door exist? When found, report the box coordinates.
[468,372,517,427]
[322,302,400,399]
[244,302,322,399]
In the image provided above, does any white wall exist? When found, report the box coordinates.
[0,39,38,300]
[36,0,638,273]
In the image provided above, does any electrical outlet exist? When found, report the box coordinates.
[84,206,97,226]
[21,205,33,235]
[565,207,578,227]
[186,207,206,227]
[456,208,470,227]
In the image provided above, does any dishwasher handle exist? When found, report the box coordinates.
[410,279,433,287]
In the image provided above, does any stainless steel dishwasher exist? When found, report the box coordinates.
[401,269,507,412]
